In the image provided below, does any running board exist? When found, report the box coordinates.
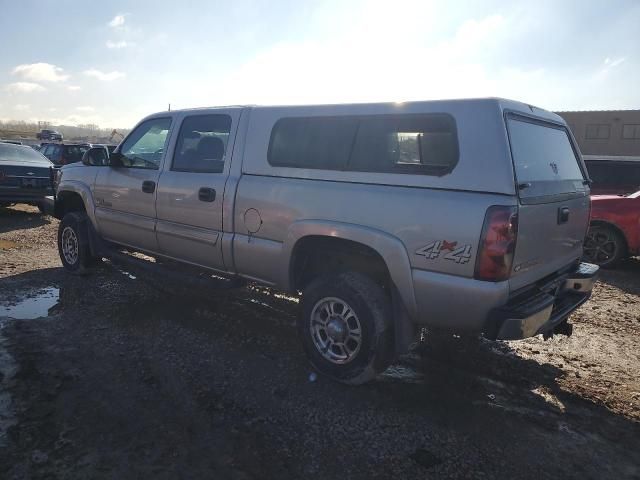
[104,248,246,291]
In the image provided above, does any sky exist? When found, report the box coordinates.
[0,0,638,128]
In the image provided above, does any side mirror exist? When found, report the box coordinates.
[82,147,108,166]
[109,151,124,167]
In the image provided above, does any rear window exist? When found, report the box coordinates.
[586,161,640,188]
[507,116,586,199]
[64,145,90,163]
[268,114,458,175]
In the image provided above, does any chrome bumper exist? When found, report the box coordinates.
[490,262,599,341]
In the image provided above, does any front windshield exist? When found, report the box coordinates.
[0,143,51,163]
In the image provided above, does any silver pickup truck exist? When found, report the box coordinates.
[53,98,598,384]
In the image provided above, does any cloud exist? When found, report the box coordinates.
[596,56,626,79]
[76,106,95,112]
[6,82,46,93]
[604,57,625,68]
[14,104,30,111]
[218,12,511,106]
[106,40,129,49]
[108,14,125,28]
[12,63,69,82]
[67,85,81,91]
[83,69,125,81]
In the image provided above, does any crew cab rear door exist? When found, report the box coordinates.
[506,113,590,291]
[155,109,241,271]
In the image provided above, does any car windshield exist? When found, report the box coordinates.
[0,143,51,163]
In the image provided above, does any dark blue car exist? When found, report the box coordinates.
[0,143,54,212]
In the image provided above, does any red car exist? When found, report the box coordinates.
[584,191,640,267]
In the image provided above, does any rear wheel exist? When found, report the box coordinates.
[57,212,94,274]
[584,225,626,268]
[299,272,394,385]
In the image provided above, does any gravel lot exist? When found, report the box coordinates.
[1,204,639,479]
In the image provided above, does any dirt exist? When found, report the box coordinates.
[0,204,639,479]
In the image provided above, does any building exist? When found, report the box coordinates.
[555,110,640,156]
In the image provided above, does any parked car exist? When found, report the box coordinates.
[93,144,118,154]
[583,155,640,195]
[40,142,91,166]
[584,190,640,267]
[0,142,54,211]
[36,129,63,141]
[53,98,598,384]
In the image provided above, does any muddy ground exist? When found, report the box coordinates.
[0,204,638,479]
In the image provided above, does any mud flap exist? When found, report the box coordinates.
[392,285,417,354]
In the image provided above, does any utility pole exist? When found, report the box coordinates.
[168,103,171,111]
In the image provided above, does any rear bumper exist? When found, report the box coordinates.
[487,262,599,340]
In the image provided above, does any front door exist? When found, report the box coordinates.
[93,117,173,253]
[155,111,239,271]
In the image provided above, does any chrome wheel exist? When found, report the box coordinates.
[61,226,79,265]
[584,227,619,265]
[310,297,362,365]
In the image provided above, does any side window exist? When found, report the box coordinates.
[267,114,459,175]
[119,118,172,170]
[172,114,231,173]
[585,124,611,140]
[268,116,358,170]
[348,114,458,174]
[48,145,61,161]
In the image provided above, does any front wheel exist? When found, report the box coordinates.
[57,212,94,274]
[583,225,627,268]
[299,272,394,385]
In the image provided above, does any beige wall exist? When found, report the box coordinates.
[556,110,640,156]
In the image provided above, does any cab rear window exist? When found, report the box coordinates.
[507,116,586,200]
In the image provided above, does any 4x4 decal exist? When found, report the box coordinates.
[416,240,472,264]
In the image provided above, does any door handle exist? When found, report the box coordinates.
[558,206,570,224]
[198,187,216,202]
[142,180,156,193]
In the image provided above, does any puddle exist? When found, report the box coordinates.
[0,240,18,250]
[0,288,60,320]
[379,364,425,383]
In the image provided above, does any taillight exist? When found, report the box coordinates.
[474,205,519,282]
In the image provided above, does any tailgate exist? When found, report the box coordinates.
[506,114,590,291]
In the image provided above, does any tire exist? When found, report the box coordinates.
[57,212,94,275]
[37,202,46,214]
[299,272,394,385]
[583,225,627,268]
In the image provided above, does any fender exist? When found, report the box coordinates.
[281,220,418,320]
[56,180,98,227]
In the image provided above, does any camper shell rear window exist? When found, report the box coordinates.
[506,114,587,201]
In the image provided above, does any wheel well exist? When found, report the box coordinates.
[290,236,391,292]
[55,191,86,219]
[589,220,629,253]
